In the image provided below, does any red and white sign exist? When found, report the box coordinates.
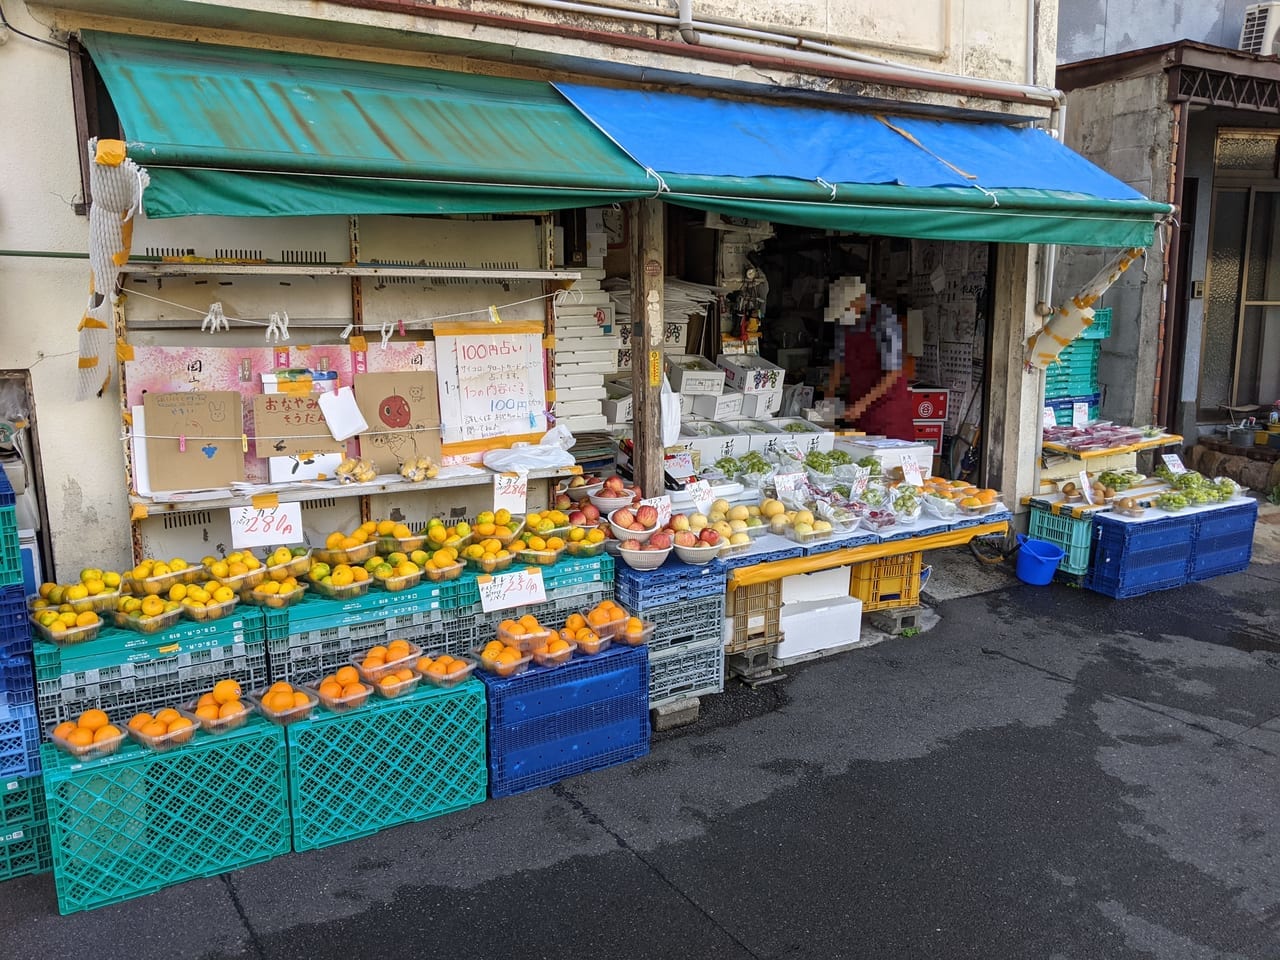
[909,387,949,422]
[912,419,945,455]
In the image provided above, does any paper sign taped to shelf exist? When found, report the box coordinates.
[1079,470,1094,505]
[1072,402,1090,427]
[666,452,695,477]
[774,472,806,504]
[435,332,546,445]
[686,480,714,514]
[143,391,246,493]
[493,472,528,513]
[639,495,672,528]
[353,371,441,473]
[478,567,547,612]
[252,394,343,458]
[1043,407,1056,428]
[1161,454,1187,475]
[229,502,302,549]
[901,459,923,487]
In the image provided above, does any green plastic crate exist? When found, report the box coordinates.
[2,774,46,829]
[0,819,51,882]
[1079,306,1112,339]
[34,631,269,733]
[285,681,486,852]
[541,553,614,592]
[41,717,290,914]
[1028,506,1094,575]
[0,506,20,587]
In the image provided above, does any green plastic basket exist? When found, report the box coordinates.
[285,681,486,852]
[0,818,51,882]
[0,506,21,587]
[1079,306,1112,339]
[1028,506,1094,575]
[2,774,46,829]
[41,717,289,914]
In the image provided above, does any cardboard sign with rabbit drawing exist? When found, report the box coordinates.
[353,371,441,473]
[142,390,246,492]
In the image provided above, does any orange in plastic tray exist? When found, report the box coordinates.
[474,640,531,677]
[313,665,373,712]
[352,639,421,683]
[414,653,477,688]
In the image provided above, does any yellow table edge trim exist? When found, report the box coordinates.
[727,520,1010,589]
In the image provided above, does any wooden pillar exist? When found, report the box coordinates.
[628,198,665,497]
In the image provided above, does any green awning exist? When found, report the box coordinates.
[82,31,656,218]
[555,83,1173,246]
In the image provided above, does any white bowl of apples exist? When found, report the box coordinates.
[590,475,641,513]
[609,505,660,544]
[563,475,604,502]
[672,528,724,565]
[617,531,673,571]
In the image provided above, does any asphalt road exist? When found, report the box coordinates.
[2,547,1277,960]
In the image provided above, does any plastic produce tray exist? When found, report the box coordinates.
[1079,306,1112,339]
[648,636,724,708]
[40,717,289,914]
[0,701,40,779]
[1085,512,1194,599]
[285,681,486,851]
[540,553,615,593]
[614,558,727,610]
[1045,393,1101,427]
[0,505,21,587]
[473,586,609,637]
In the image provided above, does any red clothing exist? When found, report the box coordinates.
[845,327,913,438]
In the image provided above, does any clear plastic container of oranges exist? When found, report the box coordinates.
[313,665,371,711]
[614,616,655,647]
[49,709,127,759]
[29,610,102,645]
[496,614,552,652]
[372,667,420,699]
[474,640,531,677]
[352,638,420,683]
[581,600,627,640]
[531,637,576,668]
[414,653,477,688]
[249,681,317,725]
[559,617,610,656]
[185,678,253,734]
[125,706,198,750]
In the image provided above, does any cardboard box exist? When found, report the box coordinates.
[673,419,748,466]
[909,386,949,421]
[777,597,863,663]
[721,418,780,453]
[833,437,934,473]
[913,419,945,455]
[762,418,835,454]
[781,568,853,606]
[691,391,744,421]
[731,386,782,418]
[716,354,785,393]
[665,355,725,395]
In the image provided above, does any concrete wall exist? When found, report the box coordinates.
[1058,0,1253,62]
[1056,72,1173,426]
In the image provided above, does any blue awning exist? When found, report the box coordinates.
[555,83,1171,246]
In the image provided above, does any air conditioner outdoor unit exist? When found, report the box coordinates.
[1239,2,1280,55]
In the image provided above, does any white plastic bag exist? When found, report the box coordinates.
[481,424,577,472]
[660,377,681,447]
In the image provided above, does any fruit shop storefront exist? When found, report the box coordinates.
[0,29,1180,913]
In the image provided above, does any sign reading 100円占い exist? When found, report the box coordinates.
[436,333,547,445]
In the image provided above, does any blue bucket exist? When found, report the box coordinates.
[1015,534,1065,585]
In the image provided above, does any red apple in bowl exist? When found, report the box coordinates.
[635,505,659,528]
[568,510,587,525]
[674,531,698,547]
[582,503,600,522]
[649,532,672,549]
[603,475,626,494]
[620,538,643,550]
[554,494,572,510]
[699,528,720,546]
[613,508,636,528]
[670,514,691,532]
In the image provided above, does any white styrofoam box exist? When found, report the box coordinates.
[691,391,744,421]
[673,419,748,466]
[716,354,785,393]
[584,208,605,233]
[559,349,617,366]
[602,380,633,423]
[565,413,609,432]
[776,597,863,662]
[762,419,835,454]
[666,355,725,395]
[731,387,782,418]
[557,371,606,389]
[679,392,693,417]
[558,359,617,375]
[720,417,779,453]
[557,399,607,419]
[557,386,607,402]
[834,437,935,473]
[781,567,853,606]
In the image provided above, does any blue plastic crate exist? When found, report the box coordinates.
[1193,500,1258,541]
[0,582,27,648]
[1188,501,1257,582]
[1079,306,1112,339]
[614,558,727,610]
[803,532,879,556]
[0,507,19,588]
[1,655,34,707]
[487,704,649,799]
[0,701,39,779]
[1086,512,1193,599]
[876,518,953,545]
[478,644,647,729]
[718,542,805,570]
[0,469,13,508]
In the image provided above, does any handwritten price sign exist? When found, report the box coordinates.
[1161,454,1187,475]
[900,458,924,487]
[229,503,302,549]
[493,472,528,514]
[686,480,714,515]
[478,567,547,613]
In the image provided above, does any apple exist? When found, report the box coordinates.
[581,503,600,522]
[568,510,587,525]
[670,513,691,532]
[699,529,720,546]
[635,505,659,528]
[613,508,636,528]
[603,475,626,493]
[555,494,573,510]
[621,538,643,550]
[674,531,697,547]
[641,542,667,552]
[569,476,587,489]
[689,513,708,531]
[649,532,672,549]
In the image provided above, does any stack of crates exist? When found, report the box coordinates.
[479,644,649,798]
[614,559,725,708]
[1086,511,1196,599]
[472,553,616,639]
[1028,505,1096,578]
[849,552,924,612]
[1,774,51,883]
[1044,306,1110,424]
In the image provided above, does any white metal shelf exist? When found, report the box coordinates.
[130,465,577,516]
[122,262,581,281]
